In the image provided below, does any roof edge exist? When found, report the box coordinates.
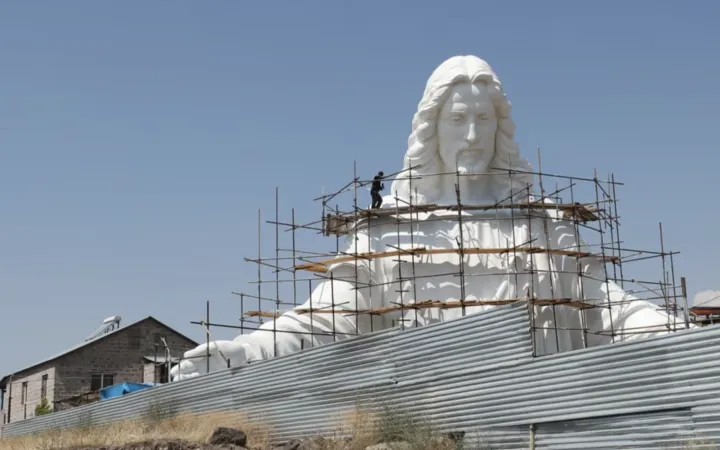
[6,316,198,378]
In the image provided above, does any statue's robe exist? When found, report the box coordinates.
[235,205,676,361]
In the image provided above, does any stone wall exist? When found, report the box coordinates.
[143,362,155,384]
[141,361,172,384]
[5,319,197,423]
[5,366,55,423]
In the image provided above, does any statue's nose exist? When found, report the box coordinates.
[466,121,478,143]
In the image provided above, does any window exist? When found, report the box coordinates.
[21,382,28,419]
[90,373,115,392]
[40,374,48,399]
[128,328,142,349]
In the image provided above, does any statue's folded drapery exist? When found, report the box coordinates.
[173,207,676,380]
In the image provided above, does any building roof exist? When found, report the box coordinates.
[694,290,720,308]
[1,316,198,381]
[691,290,720,315]
[142,355,180,364]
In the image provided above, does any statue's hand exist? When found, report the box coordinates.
[170,340,248,381]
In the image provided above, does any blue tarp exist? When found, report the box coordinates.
[99,382,155,400]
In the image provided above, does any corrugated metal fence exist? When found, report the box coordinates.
[3,303,720,449]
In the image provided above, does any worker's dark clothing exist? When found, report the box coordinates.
[371,175,384,209]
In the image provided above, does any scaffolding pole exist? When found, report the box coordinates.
[186,161,688,377]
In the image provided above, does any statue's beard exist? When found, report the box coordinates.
[455,149,492,181]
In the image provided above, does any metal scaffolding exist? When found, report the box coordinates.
[186,153,693,371]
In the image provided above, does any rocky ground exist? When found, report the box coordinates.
[1,409,472,450]
[64,441,426,450]
[63,438,423,450]
[61,426,461,450]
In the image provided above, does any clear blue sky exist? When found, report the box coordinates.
[2,1,718,376]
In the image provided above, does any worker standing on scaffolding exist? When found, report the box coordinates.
[370,171,385,209]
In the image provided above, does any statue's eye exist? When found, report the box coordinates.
[451,113,465,123]
[478,114,488,121]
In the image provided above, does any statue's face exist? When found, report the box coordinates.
[437,81,497,176]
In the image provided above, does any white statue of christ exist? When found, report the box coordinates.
[171,55,675,381]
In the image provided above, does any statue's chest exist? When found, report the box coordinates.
[367,214,551,275]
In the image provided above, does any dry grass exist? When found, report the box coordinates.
[0,405,472,450]
[304,406,464,450]
[0,411,273,450]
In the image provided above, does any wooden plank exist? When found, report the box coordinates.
[244,311,280,318]
[295,246,618,272]
[243,297,598,319]
[324,202,601,235]
[326,202,600,221]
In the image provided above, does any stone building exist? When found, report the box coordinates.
[0,316,198,424]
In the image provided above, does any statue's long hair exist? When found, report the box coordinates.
[391,55,534,205]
